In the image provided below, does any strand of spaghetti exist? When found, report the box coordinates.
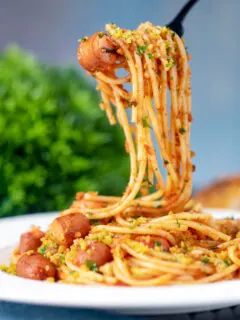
[149,213,212,223]
[145,87,178,190]
[71,193,169,210]
[101,91,116,125]
[95,72,130,84]
[169,68,178,171]
[112,217,189,231]
[64,259,117,285]
[166,181,192,213]
[138,189,164,201]
[123,193,183,216]
[132,252,214,273]
[158,66,172,193]
[73,195,166,208]
[176,36,191,191]
[218,238,240,249]
[114,95,137,188]
[176,220,230,241]
[113,258,173,286]
[186,68,192,141]
[91,225,176,245]
[134,74,145,162]
[123,206,173,217]
[97,82,113,99]
[134,46,144,104]
[144,95,165,190]
[114,86,131,100]
[129,258,184,276]
[114,215,137,227]
[105,31,138,102]
[228,246,240,267]
[65,260,104,281]
[158,67,168,150]
[129,259,164,278]
[166,33,178,172]
[196,265,238,284]
[121,243,186,275]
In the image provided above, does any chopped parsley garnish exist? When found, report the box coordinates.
[59,255,65,264]
[39,246,47,255]
[179,128,186,134]
[176,220,181,228]
[90,219,100,225]
[166,58,176,69]
[131,215,141,219]
[78,37,87,43]
[98,33,105,38]
[86,260,98,272]
[154,240,161,247]
[225,259,231,266]
[69,270,76,275]
[147,53,153,59]
[166,47,170,56]
[171,32,176,40]
[136,45,147,56]
[126,56,130,61]
[201,257,210,264]
[88,211,93,216]
[142,116,151,129]
[163,160,169,165]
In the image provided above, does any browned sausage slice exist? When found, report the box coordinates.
[77,32,119,73]
[19,230,44,254]
[50,213,90,247]
[74,241,112,268]
[16,253,56,280]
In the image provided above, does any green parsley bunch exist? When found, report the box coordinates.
[0,47,129,217]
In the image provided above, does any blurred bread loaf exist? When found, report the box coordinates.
[194,175,240,209]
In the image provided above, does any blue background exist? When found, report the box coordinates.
[0,0,239,188]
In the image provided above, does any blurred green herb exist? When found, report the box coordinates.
[0,46,129,217]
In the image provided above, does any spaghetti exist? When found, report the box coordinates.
[2,22,240,286]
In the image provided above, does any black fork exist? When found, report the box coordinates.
[166,0,199,37]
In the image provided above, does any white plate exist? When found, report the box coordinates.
[0,209,240,315]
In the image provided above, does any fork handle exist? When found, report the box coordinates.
[168,0,199,25]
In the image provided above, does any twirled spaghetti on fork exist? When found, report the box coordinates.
[2,22,240,286]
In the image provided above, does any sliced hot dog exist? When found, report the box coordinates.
[16,253,56,281]
[74,241,112,268]
[19,229,44,254]
[50,213,90,247]
[77,32,119,73]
